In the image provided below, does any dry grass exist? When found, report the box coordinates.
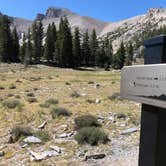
[0,64,140,165]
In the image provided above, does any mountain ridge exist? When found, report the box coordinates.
[1,7,166,51]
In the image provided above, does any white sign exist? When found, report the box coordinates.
[121,64,166,108]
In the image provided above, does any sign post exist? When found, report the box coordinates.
[121,35,166,166]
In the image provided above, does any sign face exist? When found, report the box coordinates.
[121,64,166,109]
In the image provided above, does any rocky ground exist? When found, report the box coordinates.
[0,63,141,166]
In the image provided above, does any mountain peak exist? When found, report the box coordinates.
[45,7,74,19]
[147,8,166,16]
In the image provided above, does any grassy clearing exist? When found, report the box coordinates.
[0,64,140,165]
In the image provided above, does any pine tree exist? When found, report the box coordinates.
[125,42,133,66]
[105,36,113,67]
[57,17,73,68]
[51,22,57,62]
[44,24,53,62]
[11,27,19,62]
[0,15,13,62]
[26,29,32,64]
[73,27,81,67]
[31,20,43,63]
[96,41,107,67]
[90,29,98,66]
[54,18,64,66]
[44,23,57,63]
[19,34,26,63]
[81,30,90,66]
[114,41,126,69]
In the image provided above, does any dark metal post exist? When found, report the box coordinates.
[139,35,166,166]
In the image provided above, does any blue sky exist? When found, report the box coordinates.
[0,0,166,22]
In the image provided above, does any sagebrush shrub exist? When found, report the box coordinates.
[11,127,49,142]
[108,93,120,100]
[40,98,59,108]
[11,127,32,142]
[74,127,109,145]
[74,115,100,129]
[27,97,37,103]
[0,86,5,90]
[3,99,22,109]
[51,107,71,118]
[45,98,59,105]
[9,84,16,89]
[70,91,80,98]
[33,131,50,142]
[26,92,35,97]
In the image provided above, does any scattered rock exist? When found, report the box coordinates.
[97,115,105,120]
[120,123,126,127]
[121,127,139,135]
[81,93,87,96]
[50,146,61,153]
[8,135,14,144]
[59,124,68,131]
[0,145,7,151]
[29,150,59,162]
[115,113,127,120]
[0,151,5,157]
[85,154,106,161]
[57,132,74,138]
[97,115,105,123]
[95,99,101,104]
[95,84,100,89]
[67,132,75,137]
[58,133,68,138]
[38,121,47,129]
[23,136,42,144]
[108,115,115,123]
[21,144,28,148]
[76,150,86,158]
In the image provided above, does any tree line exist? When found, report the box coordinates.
[0,14,134,69]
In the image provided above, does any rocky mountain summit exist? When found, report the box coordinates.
[10,7,107,36]
[101,8,166,50]
[44,7,75,19]
[4,7,166,50]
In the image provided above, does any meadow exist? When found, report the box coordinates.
[0,63,140,166]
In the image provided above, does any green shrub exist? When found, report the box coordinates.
[11,127,49,142]
[51,107,71,118]
[11,127,32,142]
[27,97,37,103]
[16,79,22,83]
[111,81,116,84]
[88,81,95,84]
[7,93,14,97]
[108,93,120,100]
[29,77,41,81]
[71,91,80,98]
[86,99,95,104]
[48,76,53,80]
[115,113,127,120]
[40,98,59,108]
[15,95,21,99]
[39,103,50,108]
[9,84,16,89]
[65,82,71,85]
[45,98,59,105]
[3,99,22,109]
[33,88,38,91]
[26,92,35,97]
[75,127,109,145]
[74,115,100,129]
[33,131,50,142]
[0,86,5,90]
